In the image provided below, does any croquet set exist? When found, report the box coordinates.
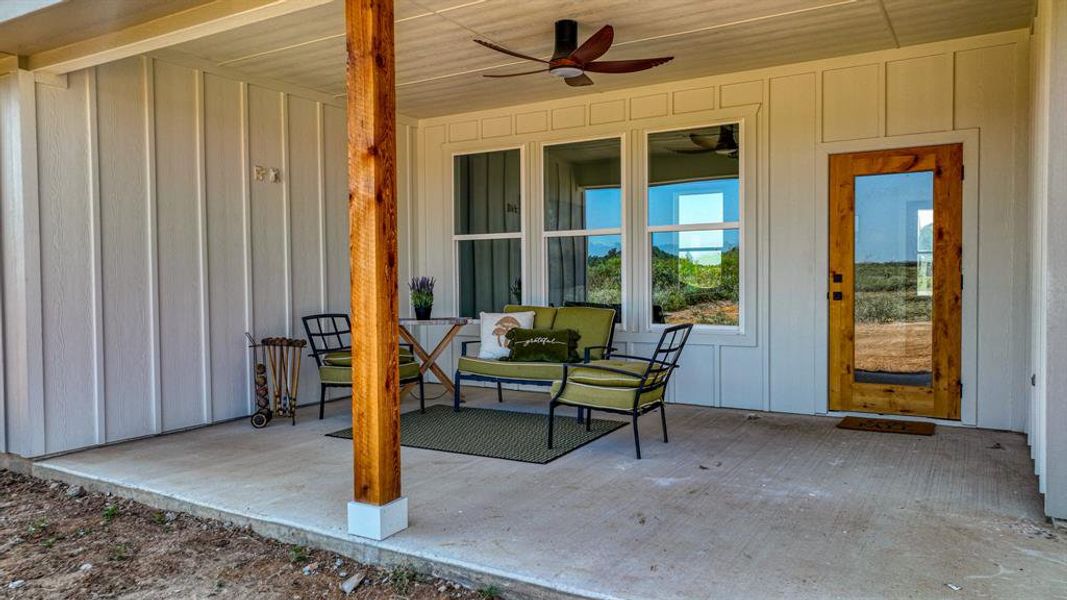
[245,333,307,428]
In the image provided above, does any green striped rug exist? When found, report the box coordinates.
[326,405,626,464]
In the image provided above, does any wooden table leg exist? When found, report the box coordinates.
[398,324,465,396]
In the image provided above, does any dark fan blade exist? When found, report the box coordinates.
[565,74,594,87]
[484,69,546,78]
[584,57,673,73]
[569,25,613,65]
[473,39,548,64]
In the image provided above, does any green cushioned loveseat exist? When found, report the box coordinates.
[453,305,617,411]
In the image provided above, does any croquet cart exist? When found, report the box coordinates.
[246,333,306,428]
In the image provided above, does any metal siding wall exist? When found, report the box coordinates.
[767,73,817,415]
[8,58,358,457]
[96,57,154,442]
[1037,0,1067,520]
[0,73,10,454]
[36,70,98,453]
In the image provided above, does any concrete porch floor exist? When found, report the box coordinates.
[34,386,1066,599]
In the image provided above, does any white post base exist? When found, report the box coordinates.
[347,496,408,540]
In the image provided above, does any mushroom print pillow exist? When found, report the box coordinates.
[478,311,535,360]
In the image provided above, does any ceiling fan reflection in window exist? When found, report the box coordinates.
[670,126,740,158]
[474,20,673,87]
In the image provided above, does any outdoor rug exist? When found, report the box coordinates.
[836,416,935,436]
[326,405,627,464]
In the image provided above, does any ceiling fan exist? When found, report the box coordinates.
[474,20,673,87]
[669,127,739,158]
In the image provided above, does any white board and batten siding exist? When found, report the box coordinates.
[414,30,1033,431]
[1,55,417,457]
[1028,0,1067,518]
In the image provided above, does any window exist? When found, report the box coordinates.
[646,124,741,326]
[454,149,522,318]
[543,138,622,319]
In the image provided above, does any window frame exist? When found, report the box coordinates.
[638,113,757,341]
[538,134,628,328]
[450,144,527,321]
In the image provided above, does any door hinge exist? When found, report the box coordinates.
[1031,373,1037,387]
[961,165,965,180]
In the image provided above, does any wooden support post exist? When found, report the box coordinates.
[346,0,405,539]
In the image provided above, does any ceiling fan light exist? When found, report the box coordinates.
[549,66,584,78]
[713,126,738,155]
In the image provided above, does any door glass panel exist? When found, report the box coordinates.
[853,171,934,387]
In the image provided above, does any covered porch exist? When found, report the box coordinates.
[3,0,1067,597]
[33,385,1060,599]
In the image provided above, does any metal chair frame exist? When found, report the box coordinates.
[301,313,425,418]
[548,323,694,459]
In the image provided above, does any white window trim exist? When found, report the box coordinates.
[538,134,629,329]
[449,144,526,321]
[647,222,739,234]
[635,109,759,345]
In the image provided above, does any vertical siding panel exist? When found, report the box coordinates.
[955,44,1018,429]
[0,74,9,452]
[669,345,716,406]
[204,73,249,421]
[768,73,817,414]
[323,104,348,312]
[2,72,46,455]
[248,86,287,340]
[287,95,324,403]
[885,54,954,135]
[316,103,328,311]
[241,82,254,414]
[87,68,105,444]
[145,58,163,434]
[37,70,97,452]
[397,123,412,316]
[195,70,212,423]
[96,57,154,442]
[154,60,205,431]
[720,346,763,410]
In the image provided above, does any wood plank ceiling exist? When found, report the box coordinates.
[0,0,214,56]
[115,0,1044,117]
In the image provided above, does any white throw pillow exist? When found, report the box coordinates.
[477,311,535,360]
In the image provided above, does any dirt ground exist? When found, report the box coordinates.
[665,300,739,326]
[854,320,932,373]
[0,471,494,600]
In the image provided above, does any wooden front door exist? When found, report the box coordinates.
[828,144,963,419]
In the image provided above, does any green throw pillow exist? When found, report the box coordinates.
[504,328,580,363]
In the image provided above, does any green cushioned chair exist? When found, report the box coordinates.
[548,323,694,459]
[302,313,425,419]
[454,305,618,416]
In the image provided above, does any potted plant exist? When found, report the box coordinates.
[409,276,435,320]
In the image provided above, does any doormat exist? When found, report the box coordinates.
[326,405,627,464]
[836,416,935,436]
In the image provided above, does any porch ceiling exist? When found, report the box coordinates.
[0,0,214,56]
[159,0,1034,117]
